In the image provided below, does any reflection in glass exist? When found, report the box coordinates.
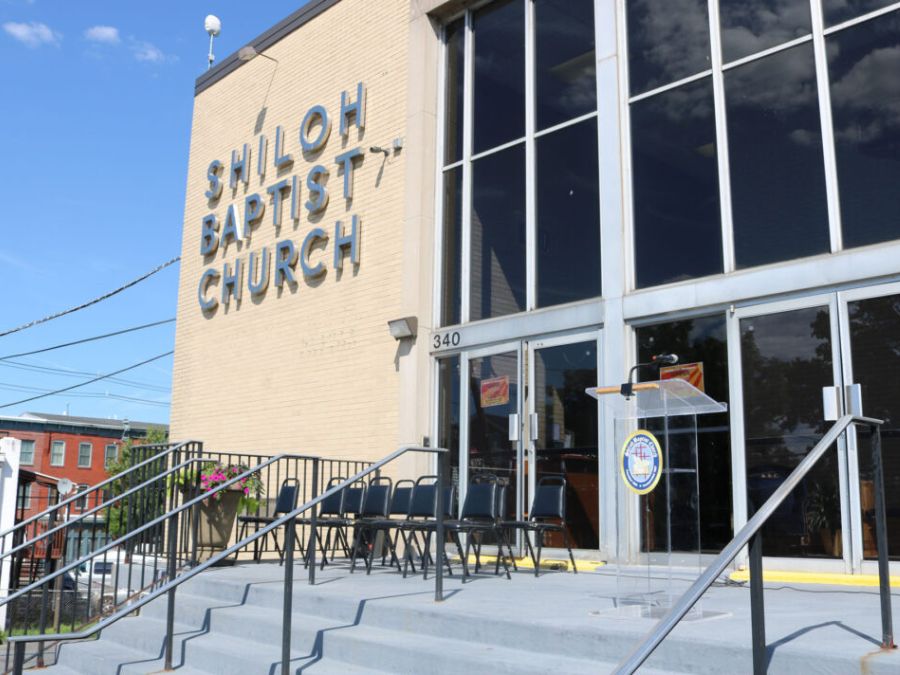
[536,119,600,308]
[725,44,829,268]
[828,12,900,249]
[631,77,722,288]
[848,294,900,560]
[626,0,711,96]
[718,0,811,63]
[469,352,519,525]
[440,168,462,326]
[636,315,732,553]
[437,356,461,494]
[471,144,527,321]
[473,0,525,153]
[444,19,465,164]
[535,0,596,130]
[740,307,840,558]
[533,341,599,549]
[823,0,896,26]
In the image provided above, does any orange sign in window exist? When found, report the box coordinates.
[480,376,510,408]
[660,361,705,392]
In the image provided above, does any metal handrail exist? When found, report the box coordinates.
[0,453,216,567]
[614,414,893,674]
[0,441,195,541]
[7,445,447,675]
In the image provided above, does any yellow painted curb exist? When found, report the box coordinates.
[729,569,900,587]
[450,555,606,572]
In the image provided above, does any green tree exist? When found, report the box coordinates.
[105,427,169,539]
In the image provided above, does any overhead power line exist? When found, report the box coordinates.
[0,361,171,393]
[0,258,180,338]
[0,382,170,408]
[0,318,176,361]
[0,351,174,410]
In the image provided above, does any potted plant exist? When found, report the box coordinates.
[805,481,841,556]
[176,463,264,560]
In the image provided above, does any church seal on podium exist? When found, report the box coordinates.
[620,429,663,495]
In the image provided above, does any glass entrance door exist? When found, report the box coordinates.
[527,335,600,550]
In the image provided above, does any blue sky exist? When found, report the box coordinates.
[0,0,308,425]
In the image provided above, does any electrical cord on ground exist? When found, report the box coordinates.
[0,258,179,338]
[0,350,174,410]
[0,318,175,361]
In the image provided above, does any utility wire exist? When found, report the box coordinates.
[0,351,173,410]
[0,258,179,338]
[0,318,175,361]
[0,383,170,407]
[0,360,171,393]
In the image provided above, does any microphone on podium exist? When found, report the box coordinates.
[651,353,679,366]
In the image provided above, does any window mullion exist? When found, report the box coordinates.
[461,10,474,324]
[525,0,537,311]
[708,0,735,273]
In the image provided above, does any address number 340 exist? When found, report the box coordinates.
[432,331,461,349]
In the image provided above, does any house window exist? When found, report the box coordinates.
[78,442,92,468]
[75,485,90,511]
[17,484,32,511]
[19,439,35,465]
[50,440,66,466]
[104,444,118,468]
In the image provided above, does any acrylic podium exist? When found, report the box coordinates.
[586,379,727,612]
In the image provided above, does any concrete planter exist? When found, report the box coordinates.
[185,488,242,561]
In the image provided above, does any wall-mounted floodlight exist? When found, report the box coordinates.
[205,15,221,70]
[388,316,418,340]
[369,146,390,156]
[238,45,279,63]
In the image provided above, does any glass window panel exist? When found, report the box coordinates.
[636,315,733,553]
[437,356,461,492]
[20,439,35,465]
[473,0,525,153]
[626,0,712,96]
[828,11,900,249]
[848,294,900,560]
[471,144,527,320]
[535,0,597,130]
[533,341,599,549]
[441,167,463,326]
[726,44,830,268]
[536,119,601,307]
[105,444,118,468]
[740,306,840,558]
[823,0,897,26]
[444,19,465,164]
[50,440,65,466]
[631,77,723,288]
[78,442,92,467]
[719,0,812,63]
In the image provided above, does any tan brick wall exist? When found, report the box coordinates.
[171,0,415,466]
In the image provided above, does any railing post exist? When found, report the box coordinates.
[164,511,178,670]
[435,457,445,603]
[37,504,58,668]
[281,516,296,675]
[12,641,24,675]
[871,423,894,649]
[749,531,766,675]
[307,458,319,585]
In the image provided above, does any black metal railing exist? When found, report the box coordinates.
[4,445,445,675]
[614,415,894,674]
[0,445,369,672]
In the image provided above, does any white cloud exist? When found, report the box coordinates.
[84,25,120,45]
[130,39,175,63]
[2,21,60,48]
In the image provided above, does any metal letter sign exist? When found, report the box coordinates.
[620,430,663,495]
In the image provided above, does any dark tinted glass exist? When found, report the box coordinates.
[440,167,462,326]
[726,44,829,268]
[535,0,596,130]
[637,315,732,553]
[471,144,527,320]
[631,77,723,288]
[444,19,465,164]
[473,0,525,153]
[437,355,461,491]
[848,294,900,560]
[828,11,900,249]
[741,307,840,558]
[626,0,711,96]
[536,119,601,307]
[719,0,812,62]
[823,0,896,26]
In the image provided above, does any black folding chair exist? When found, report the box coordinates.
[349,476,393,573]
[502,476,577,576]
[351,479,414,574]
[236,478,301,562]
[299,476,344,568]
[319,480,366,568]
[399,476,460,579]
[442,477,512,580]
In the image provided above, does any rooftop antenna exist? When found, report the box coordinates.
[205,14,221,70]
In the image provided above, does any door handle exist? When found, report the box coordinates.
[529,413,539,442]
[822,386,840,421]
[845,383,863,417]
[508,414,519,442]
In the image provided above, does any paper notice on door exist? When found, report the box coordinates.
[480,376,510,408]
